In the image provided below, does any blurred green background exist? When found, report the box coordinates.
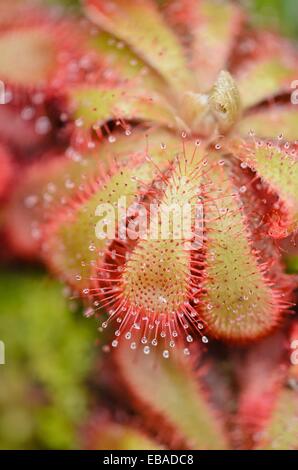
[0,0,297,450]
[243,0,298,38]
[0,271,98,449]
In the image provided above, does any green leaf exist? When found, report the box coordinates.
[233,32,298,108]
[113,339,229,449]
[5,146,105,258]
[252,324,298,450]
[236,105,298,141]
[227,137,298,236]
[200,156,286,341]
[70,86,186,131]
[255,388,298,449]
[85,0,194,93]
[84,415,163,449]
[89,31,168,95]
[42,130,181,290]
[189,0,243,92]
[235,331,287,448]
